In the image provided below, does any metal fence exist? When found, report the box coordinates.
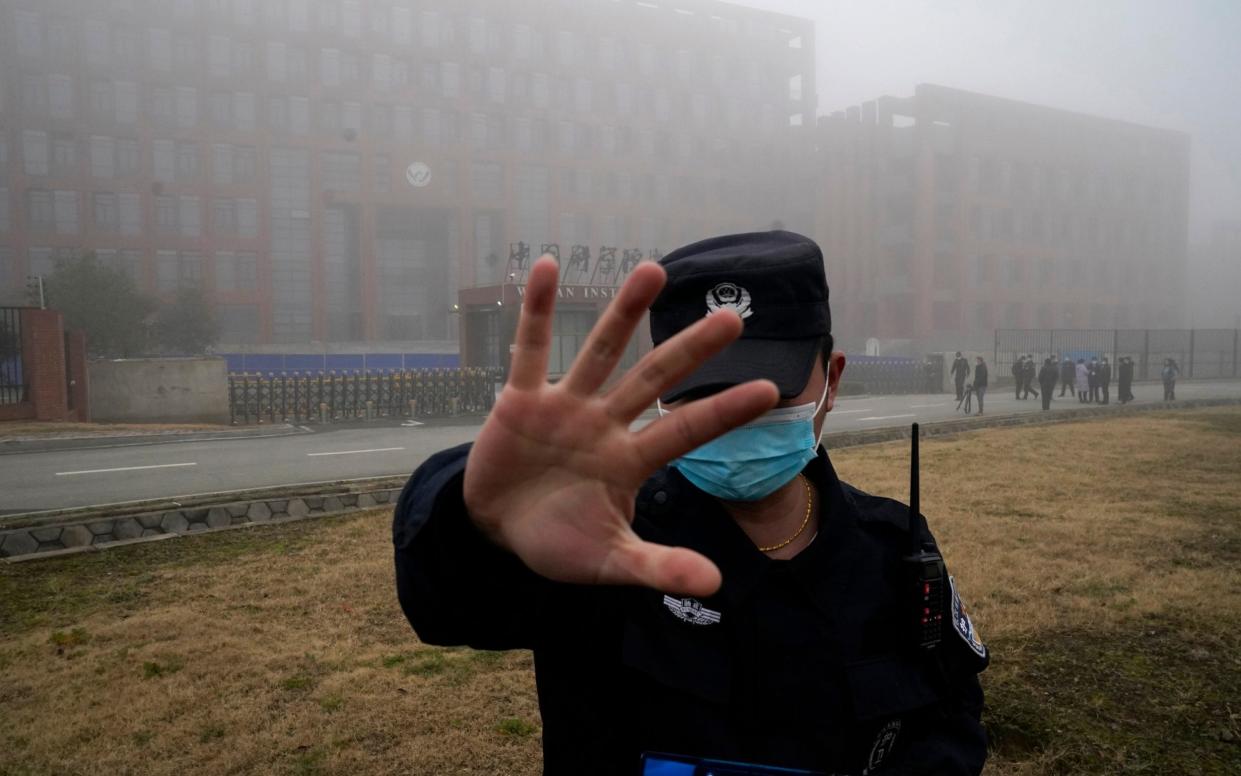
[843,357,940,395]
[995,329,1241,381]
[0,307,25,405]
[228,367,503,425]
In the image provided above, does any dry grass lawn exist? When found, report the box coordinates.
[2,407,1240,775]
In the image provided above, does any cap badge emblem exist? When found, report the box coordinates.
[705,282,753,319]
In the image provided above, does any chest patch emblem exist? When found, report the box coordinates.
[864,718,902,774]
[662,595,722,626]
[950,576,987,659]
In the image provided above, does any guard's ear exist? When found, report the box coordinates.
[824,351,846,414]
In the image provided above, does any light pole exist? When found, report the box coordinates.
[25,275,45,309]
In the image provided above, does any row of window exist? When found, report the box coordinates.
[9,70,785,138]
[13,5,794,87]
[23,246,257,293]
[19,190,258,240]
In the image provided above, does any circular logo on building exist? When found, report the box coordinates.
[405,162,432,188]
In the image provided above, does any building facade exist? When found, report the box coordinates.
[817,84,1190,354]
[0,0,816,362]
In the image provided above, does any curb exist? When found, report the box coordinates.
[0,484,404,562]
[2,397,1237,562]
[0,424,309,455]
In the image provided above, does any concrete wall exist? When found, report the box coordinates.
[89,358,229,424]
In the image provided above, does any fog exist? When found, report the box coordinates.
[1,0,1238,359]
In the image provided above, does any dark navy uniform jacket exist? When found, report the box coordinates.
[393,443,988,775]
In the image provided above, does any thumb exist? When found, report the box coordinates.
[604,540,723,597]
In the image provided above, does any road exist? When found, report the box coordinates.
[2,379,1237,515]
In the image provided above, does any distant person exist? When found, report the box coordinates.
[951,351,971,401]
[1098,357,1112,405]
[1087,357,1100,403]
[1162,358,1181,400]
[1118,356,1134,404]
[1038,357,1059,411]
[974,355,988,415]
[1011,356,1024,400]
[1075,359,1089,403]
[1059,357,1075,397]
[1023,355,1039,400]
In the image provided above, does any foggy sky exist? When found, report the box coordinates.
[741,0,1241,241]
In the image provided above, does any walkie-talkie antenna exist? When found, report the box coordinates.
[909,422,920,554]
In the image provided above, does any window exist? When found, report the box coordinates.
[213,144,234,185]
[118,192,142,235]
[0,187,8,232]
[150,87,174,127]
[213,198,236,235]
[155,195,178,234]
[179,196,201,237]
[322,152,361,191]
[321,48,341,86]
[394,106,414,140]
[442,62,461,98]
[269,97,288,131]
[23,130,50,176]
[117,139,140,176]
[114,81,139,124]
[22,74,48,114]
[514,25,532,59]
[53,190,79,235]
[28,190,54,232]
[237,199,258,237]
[149,28,173,71]
[51,136,77,176]
[488,68,507,104]
[176,87,197,128]
[153,140,175,183]
[234,93,256,131]
[89,81,114,120]
[90,136,115,178]
[289,96,310,134]
[471,162,503,201]
[16,9,42,58]
[48,75,75,119]
[215,251,258,292]
[267,41,287,81]
[157,250,179,291]
[175,141,199,182]
[93,192,118,232]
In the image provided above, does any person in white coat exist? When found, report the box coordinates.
[1075,359,1089,403]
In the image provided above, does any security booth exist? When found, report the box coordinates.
[457,244,656,380]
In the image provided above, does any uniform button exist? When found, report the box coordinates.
[654,491,667,504]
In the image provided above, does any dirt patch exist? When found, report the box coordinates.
[2,407,1240,775]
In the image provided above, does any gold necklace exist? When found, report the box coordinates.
[758,473,814,553]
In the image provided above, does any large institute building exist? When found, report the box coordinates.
[0,0,817,368]
[818,84,1190,353]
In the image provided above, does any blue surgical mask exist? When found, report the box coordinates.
[659,380,829,502]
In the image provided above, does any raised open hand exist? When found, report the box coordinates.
[463,256,779,596]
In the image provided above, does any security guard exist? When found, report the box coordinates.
[393,232,988,775]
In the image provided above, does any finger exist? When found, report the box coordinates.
[604,310,745,421]
[559,262,666,397]
[602,539,723,597]
[507,256,559,390]
[631,380,779,472]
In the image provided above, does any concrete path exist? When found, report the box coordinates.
[1,379,1237,515]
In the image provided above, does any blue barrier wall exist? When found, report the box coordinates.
[222,353,460,374]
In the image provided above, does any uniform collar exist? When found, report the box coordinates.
[636,447,859,608]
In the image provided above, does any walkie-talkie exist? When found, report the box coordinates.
[904,423,946,650]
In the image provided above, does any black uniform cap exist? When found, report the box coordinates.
[650,231,830,403]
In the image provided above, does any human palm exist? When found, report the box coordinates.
[463,257,777,596]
